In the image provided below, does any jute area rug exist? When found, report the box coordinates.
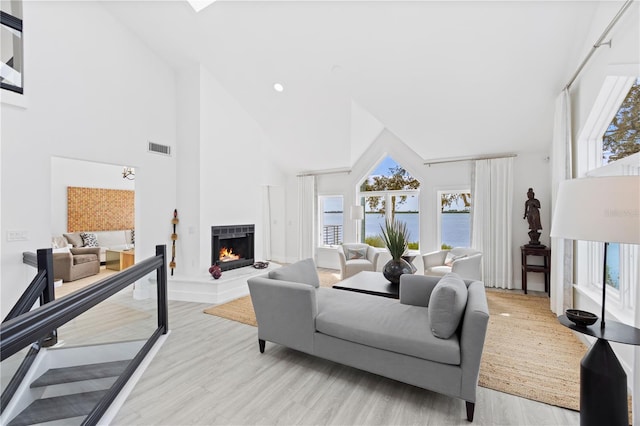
[203,269,611,414]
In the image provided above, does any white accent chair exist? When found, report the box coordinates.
[422,247,482,281]
[337,243,380,279]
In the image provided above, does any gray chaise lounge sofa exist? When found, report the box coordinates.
[247,258,490,422]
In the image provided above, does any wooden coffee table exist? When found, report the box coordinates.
[106,249,135,271]
[333,271,399,299]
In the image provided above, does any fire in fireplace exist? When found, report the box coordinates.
[211,224,255,271]
[219,247,240,262]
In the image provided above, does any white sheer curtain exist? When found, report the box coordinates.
[471,157,514,289]
[297,175,316,260]
[550,89,573,314]
[261,185,272,261]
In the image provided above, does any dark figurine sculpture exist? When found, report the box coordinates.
[523,188,545,247]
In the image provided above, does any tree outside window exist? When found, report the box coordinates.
[602,78,640,164]
[359,156,420,249]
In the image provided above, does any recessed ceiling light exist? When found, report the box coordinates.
[273,83,284,93]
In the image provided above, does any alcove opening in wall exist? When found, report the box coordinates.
[51,157,137,291]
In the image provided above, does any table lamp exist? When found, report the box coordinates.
[550,175,640,327]
[550,175,640,426]
[350,205,364,243]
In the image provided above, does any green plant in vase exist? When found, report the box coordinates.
[379,218,413,284]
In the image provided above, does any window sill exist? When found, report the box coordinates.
[1,90,28,109]
[573,284,634,326]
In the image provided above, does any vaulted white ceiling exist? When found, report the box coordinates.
[102,1,605,173]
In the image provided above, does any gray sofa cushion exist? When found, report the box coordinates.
[316,289,460,365]
[429,273,468,339]
[73,254,98,265]
[268,258,320,288]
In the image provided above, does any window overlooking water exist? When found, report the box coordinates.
[358,156,420,249]
[319,196,343,246]
[594,77,639,308]
[576,73,639,315]
[439,191,471,249]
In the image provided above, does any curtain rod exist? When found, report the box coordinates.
[564,0,635,91]
[296,167,351,177]
[424,153,517,166]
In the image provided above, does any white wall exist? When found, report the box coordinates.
[174,65,202,277]
[0,1,177,317]
[197,65,285,274]
[50,157,135,236]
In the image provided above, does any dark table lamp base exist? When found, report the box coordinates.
[580,338,628,426]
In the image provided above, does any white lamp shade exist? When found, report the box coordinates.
[550,176,640,244]
[350,205,364,221]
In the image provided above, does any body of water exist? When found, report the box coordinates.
[606,242,620,289]
[441,213,471,248]
[323,212,471,248]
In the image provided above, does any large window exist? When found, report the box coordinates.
[438,190,471,249]
[1,0,23,94]
[319,195,343,246]
[577,75,639,316]
[358,156,420,249]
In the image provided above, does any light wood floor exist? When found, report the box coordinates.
[55,266,118,299]
[108,295,580,426]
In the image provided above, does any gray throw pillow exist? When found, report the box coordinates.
[346,247,366,260]
[444,252,467,267]
[63,232,83,248]
[268,258,320,288]
[428,272,468,339]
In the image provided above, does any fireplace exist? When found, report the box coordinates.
[211,224,255,271]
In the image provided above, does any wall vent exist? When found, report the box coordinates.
[148,142,171,156]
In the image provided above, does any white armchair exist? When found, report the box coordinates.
[337,243,380,279]
[422,247,482,281]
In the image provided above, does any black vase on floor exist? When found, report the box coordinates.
[382,258,413,285]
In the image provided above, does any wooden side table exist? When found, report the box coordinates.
[520,245,551,295]
[106,249,135,271]
[559,316,640,425]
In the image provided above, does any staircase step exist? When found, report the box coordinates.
[8,390,107,426]
[31,360,131,388]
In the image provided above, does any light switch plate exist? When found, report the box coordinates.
[7,230,29,241]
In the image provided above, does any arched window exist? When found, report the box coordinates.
[357,156,420,249]
[576,74,639,315]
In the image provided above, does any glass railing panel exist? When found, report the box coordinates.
[2,280,160,425]
[1,346,32,395]
[55,286,158,347]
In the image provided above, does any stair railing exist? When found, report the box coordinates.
[0,248,57,412]
[0,245,169,425]
[4,248,56,324]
